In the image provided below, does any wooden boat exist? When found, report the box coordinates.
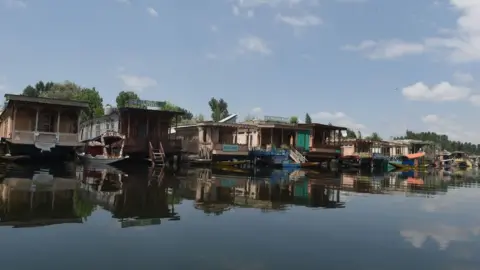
[78,131,129,165]
[389,152,426,168]
[450,151,473,168]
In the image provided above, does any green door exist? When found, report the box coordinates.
[296,130,310,150]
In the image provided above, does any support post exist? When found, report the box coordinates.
[12,105,17,137]
[127,113,131,138]
[34,107,39,131]
[270,128,273,148]
[56,110,61,133]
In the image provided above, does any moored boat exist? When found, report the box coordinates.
[78,131,129,165]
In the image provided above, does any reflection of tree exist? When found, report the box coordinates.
[73,190,96,221]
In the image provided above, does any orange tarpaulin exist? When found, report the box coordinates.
[407,177,424,185]
[406,152,425,159]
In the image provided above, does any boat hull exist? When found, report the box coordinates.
[78,153,129,165]
[6,142,76,162]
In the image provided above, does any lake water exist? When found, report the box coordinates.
[1,163,479,270]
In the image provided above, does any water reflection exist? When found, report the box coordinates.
[1,163,480,269]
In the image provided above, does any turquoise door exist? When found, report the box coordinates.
[296,130,310,150]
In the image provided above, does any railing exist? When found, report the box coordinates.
[12,130,79,145]
[290,147,308,163]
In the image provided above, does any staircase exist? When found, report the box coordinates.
[289,147,308,164]
[149,141,166,167]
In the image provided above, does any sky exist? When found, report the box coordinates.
[0,0,479,142]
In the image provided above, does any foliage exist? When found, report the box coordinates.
[365,132,382,141]
[73,191,96,221]
[162,101,193,120]
[394,130,480,154]
[305,113,312,124]
[116,91,140,108]
[357,130,362,139]
[196,114,205,122]
[21,80,104,120]
[345,129,357,139]
[22,81,55,97]
[208,98,229,122]
[289,116,298,124]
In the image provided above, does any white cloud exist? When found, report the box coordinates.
[401,81,471,101]
[5,0,26,8]
[276,14,322,27]
[311,111,366,130]
[251,107,262,114]
[420,114,479,143]
[115,0,130,3]
[232,5,240,16]
[210,25,218,32]
[205,53,218,59]
[247,10,254,17]
[234,0,304,9]
[118,74,157,92]
[342,39,425,59]
[423,1,480,63]
[453,71,474,84]
[469,94,480,106]
[238,36,272,55]
[147,7,158,17]
[401,224,479,250]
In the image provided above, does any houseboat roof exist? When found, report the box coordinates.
[255,122,310,130]
[197,122,256,128]
[4,94,89,108]
[118,106,185,116]
[299,123,347,130]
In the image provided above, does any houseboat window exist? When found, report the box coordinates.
[106,120,110,130]
[95,121,101,136]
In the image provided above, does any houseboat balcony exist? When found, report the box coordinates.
[12,130,80,146]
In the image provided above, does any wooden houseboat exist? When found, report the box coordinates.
[78,130,128,165]
[80,100,184,164]
[0,94,89,161]
[174,122,256,162]
[298,123,347,163]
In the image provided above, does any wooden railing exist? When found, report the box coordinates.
[12,130,79,145]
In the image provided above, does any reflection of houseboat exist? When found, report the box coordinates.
[0,94,89,161]
[0,170,83,227]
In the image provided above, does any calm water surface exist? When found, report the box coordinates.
[1,164,479,270]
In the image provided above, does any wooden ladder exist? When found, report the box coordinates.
[149,141,166,166]
[148,166,165,186]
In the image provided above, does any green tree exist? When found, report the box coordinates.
[75,87,104,119]
[346,129,357,139]
[39,81,83,100]
[365,132,382,141]
[196,114,205,122]
[394,130,480,154]
[116,91,140,108]
[22,81,55,97]
[208,98,229,122]
[290,116,299,124]
[305,113,312,124]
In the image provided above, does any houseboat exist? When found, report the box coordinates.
[451,151,472,168]
[80,100,184,164]
[0,94,89,161]
[298,123,347,164]
[174,120,255,163]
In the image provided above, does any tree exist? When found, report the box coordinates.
[357,130,362,139]
[305,113,312,124]
[394,130,480,154]
[40,81,82,100]
[208,98,229,122]
[365,132,382,141]
[289,116,298,124]
[196,114,205,122]
[22,81,55,97]
[346,129,357,139]
[116,91,140,108]
[75,87,104,118]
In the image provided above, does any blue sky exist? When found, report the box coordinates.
[0,0,479,142]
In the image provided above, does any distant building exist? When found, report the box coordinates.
[79,105,119,141]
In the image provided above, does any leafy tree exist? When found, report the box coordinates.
[289,116,298,124]
[394,130,480,154]
[208,98,229,122]
[75,87,104,118]
[196,114,205,122]
[22,81,55,97]
[346,129,357,139]
[116,91,140,108]
[305,113,312,124]
[365,132,382,141]
[357,130,362,139]
[39,81,83,100]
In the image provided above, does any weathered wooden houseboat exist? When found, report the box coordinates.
[298,123,347,163]
[80,100,184,164]
[0,94,89,161]
[174,121,256,162]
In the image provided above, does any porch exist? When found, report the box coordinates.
[0,95,88,147]
[252,124,310,150]
[301,123,346,160]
